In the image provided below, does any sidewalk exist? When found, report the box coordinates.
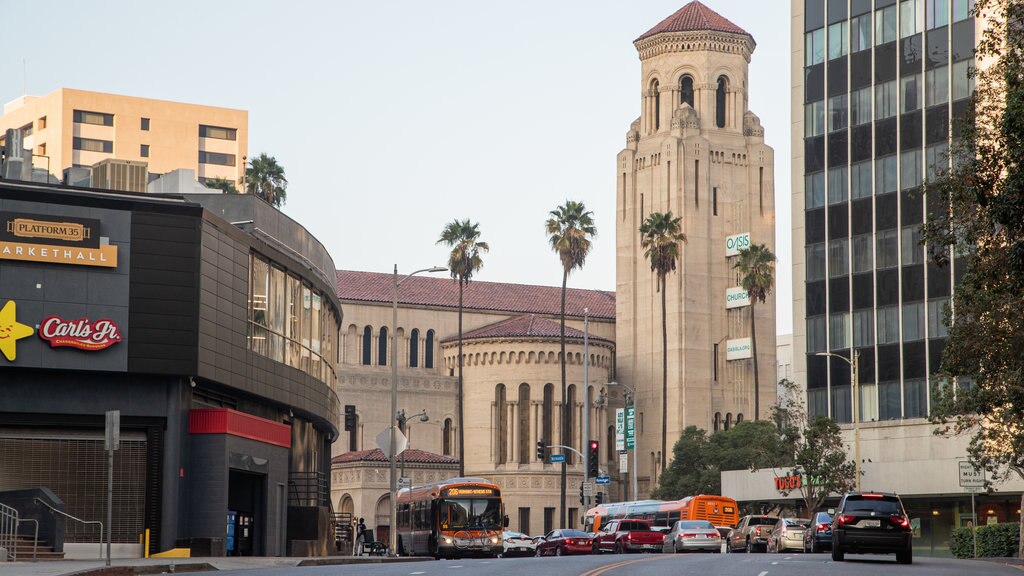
[0,555,431,576]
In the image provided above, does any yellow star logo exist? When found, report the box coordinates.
[0,300,34,361]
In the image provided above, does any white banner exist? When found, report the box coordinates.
[615,408,625,451]
[726,287,751,309]
[726,337,753,360]
[725,232,751,257]
[619,452,629,473]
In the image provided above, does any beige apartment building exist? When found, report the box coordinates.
[0,88,247,184]
[615,1,777,495]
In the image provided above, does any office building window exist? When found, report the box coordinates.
[854,309,875,347]
[901,74,923,113]
[199,151,237,166]
[73,109,113,126]
[901,0,922,38]
[878,305,901,344]
[830,312,851,349]
[927,0,950,28]
[851,160,872,199]
[850,87,872,126]
[806,171,826,209]
[199,124,237,140]
[72,137,113,153]
[876,80,898,120]
[808,316,827,353]
[879,380,902,419]
[806,27,826,66]
[806,100,825,137]
[903,302,926,341]
[140,144,149,158]
[876,5,898,45]
[926,66,949,106]
[853,234,873,272]
[829,21,848,60]
[928,298,949,338]
[952,59,975,100]
[901,149,923,190]
[851,13,872,52]
[829,94,848,132]
[878,229,899,268]
[828,166,848,205]
[876,154,898,194]
[38,116,46,130]
[141,117,150,131]
[904,378,928,417]
[926,142,949,179]
[807,242,827,281]
[953,0,974,21]
[829,238,849,277]
[902,226,924,264]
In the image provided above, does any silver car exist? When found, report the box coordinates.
[767,517,810,553]
[662,520,722,553]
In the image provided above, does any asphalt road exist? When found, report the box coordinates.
[173,552,1022,576]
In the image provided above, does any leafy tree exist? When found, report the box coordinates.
[437,219,489,478]
[652,426,719,498]
[204,177,239,194]
[711,419,794,473]
[545,200,596,528]
[243,153,288,207]
[640,211,687,470]
[919,0,1024,556]
[733,243,775,420]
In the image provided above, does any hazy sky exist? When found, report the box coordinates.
[0,0,793,334]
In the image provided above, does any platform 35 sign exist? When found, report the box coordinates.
[0,212,118,268]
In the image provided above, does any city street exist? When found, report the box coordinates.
[171,553,1022,576]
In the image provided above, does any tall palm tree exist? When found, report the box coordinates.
[243,153,288,207]
[437,219,489,477]
[639,211,686,472]
[545,200,596,529]
[733,243,776,420]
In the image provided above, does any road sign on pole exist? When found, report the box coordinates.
[595,476,611,485]
[550,453,566,464]
[625,407,635,449]
[619,452,629,473]
[959,461,985,488]
[615,409,625,451]
[582,482,594,496]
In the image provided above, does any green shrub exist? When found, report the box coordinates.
[950,522,1020,559]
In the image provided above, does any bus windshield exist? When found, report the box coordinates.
[439,498,502,530]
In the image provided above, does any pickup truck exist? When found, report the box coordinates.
[593,519,664,553]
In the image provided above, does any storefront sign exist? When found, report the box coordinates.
[726,287,751,309]
[0,300,35,362]
[725,232,750,257]
[0,212,117,268]
[726,337,752,360]
[775,475,802,491]
[39,315,123,351]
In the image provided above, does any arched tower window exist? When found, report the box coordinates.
[409,328,419,368]
[725,412,733,430]
[443,418,452,456]
[737,413,744,423]
[679,75,694,107]
[425,330,435,369]
[652,79,661,131]
[565,384,577,464]
[361,326,372,365]
[495,384,508,464]
[542,384,554,452]
[518,383,530,464]
[716,76,729,128]
[713,412,721,432]
[378,326,388,366]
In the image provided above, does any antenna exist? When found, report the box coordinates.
[23,59,27,95]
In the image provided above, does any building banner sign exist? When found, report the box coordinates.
[726,287,751,309]
[625,407,636,449]
[615,408,625,451]
[0,212,117,268]
[39,315,123,351]
[725,232,750,257]
[726,337,752,360]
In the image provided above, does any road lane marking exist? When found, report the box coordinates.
[410,572,425,575]
[578,554,673,576]
[771,561,779,565]
[758,572,768,576]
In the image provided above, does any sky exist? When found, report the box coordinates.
[0,0,793,334]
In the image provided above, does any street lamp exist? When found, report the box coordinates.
[390,265,446,556]
[606,381,638,500]
[816,350,861,491]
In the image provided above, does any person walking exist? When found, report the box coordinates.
[355,517,367,556]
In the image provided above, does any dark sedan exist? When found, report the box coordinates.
[803,511,833,553]
[536,529,593,556]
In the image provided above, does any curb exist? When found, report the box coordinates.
[65,564,217,576]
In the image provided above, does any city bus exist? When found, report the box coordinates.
[584,495,739,533]
[396,477,506,559]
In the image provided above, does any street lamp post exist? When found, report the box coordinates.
[390,265,446,557]
[816,350,861,491]
[607,381,638,500]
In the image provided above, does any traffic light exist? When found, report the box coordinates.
[587,440,600,477]
[579,481,585,505]
[536,439,546,461]
[595,492,604,505]
[344,405,356,431]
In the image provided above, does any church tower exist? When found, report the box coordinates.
[615,1,776,496]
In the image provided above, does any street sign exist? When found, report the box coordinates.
[595,475,611,485]
[105,410,120,451]
[615,409,625,451]
[959,461,985,488]
[625,407,636,449]
[582,482,594,496]
[619,452,629,473]
[550,453,566,464]
[376,426,408,458]
[398,477,411,488]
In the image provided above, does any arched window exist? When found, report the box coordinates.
[425,330,435,369]
[542,384,554,455]
[716,76,728,128]
[495,384,508,464]
[737,413,744,423]
[409,328,419,368]
[652,80,661,131]
[713,412,721,432]
[375,495,390,530]
[443,418,452,456]
[725,412,733,430]
[679,75,694,107]
[362,326,372,365]
[378,326,388,366]
[566,384,577,464]
[518,383,530,464]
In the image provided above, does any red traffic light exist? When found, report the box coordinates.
[590,441,598,449]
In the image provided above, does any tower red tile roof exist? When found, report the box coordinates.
[636,1,752,41]
[336,270,615,320]
[331,448,459,466]
[442,314,613,344]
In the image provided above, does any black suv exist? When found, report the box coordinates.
[831,492,912,564]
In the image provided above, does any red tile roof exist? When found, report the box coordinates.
[443,314,612,345]
[336,270,615,320]
[636,1,751,41]
[331,448,459,466]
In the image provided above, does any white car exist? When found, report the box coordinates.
[500,531,537,558]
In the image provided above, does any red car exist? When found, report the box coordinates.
[535,529,593,556]
[593,519,664,553]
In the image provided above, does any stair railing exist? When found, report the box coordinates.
[34,498,103,559]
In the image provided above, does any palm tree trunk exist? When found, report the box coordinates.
[660,274,668,473]
[458,282,465,477]
[751,303,759,421]
[559,268,568,531]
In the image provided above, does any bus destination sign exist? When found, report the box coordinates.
[443,487,497,498]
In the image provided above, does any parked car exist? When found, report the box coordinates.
[727,515,779,553]
[831,492,912,564]
[535,529,593,556]
[662,520,722,553]
[766,517,809,553]
[593,519,664,553]
[803,511,833,553]
[500,531,537,558]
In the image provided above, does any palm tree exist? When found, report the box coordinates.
[639,211,686,472]
[437,219,489,477]
[733,243,776,420]
[243,153,288,207]
[204,177,238,194]
[545,200,596,529]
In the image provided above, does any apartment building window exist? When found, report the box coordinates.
[37,143,46,156]
[926,66,949,106]
[875,5,897,45]
[928,298,949,338]
[878,305,901,344]
[806,27,826,66]
[37,116,46,130]
[829,238,849,277]
[902,226,924,264]
[805,100,825,137]
[830,312,851,349]
[851,160,872,199]
[926,142,949,179]
[141,117,150,131]
[851,13,872,52]
[850,87,872,126]
[903,302,926,341]
[901,0,922,38]
[901,149,923,190]
[952,60,975,100]
[807,242,827,281]
[828,21,848,60]
[901,74,923,113]
[198,151,236,166]
[875,154,898,194]
[952,0,974,21]
[853,234,873,272]
[73,110,113,126]
[806,171,826,209]
[877,229,899,268]
[828,94,848,132]
[72,137,112,153]
[828,166,848,205]
[199,124,237,140]
[140,144,150,158]
[853,309,875,347]
[876,80,898,119]
[926,0,949,29]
